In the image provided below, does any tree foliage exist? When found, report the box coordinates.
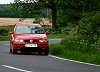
[0,4,50,18]
[14,0,57,29]
[1,0,100,43]
[57,0,100,25]
[0,4,19,18]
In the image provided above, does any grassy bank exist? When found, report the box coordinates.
[0,35,10,41]
[49,42,100,65]
[0,25,13,41]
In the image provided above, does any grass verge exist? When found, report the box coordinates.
[49,43,100,65]
[0,35,10,41]
[47,34,66,38]
[0,25,13,41]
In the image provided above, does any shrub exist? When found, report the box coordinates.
[33,18,41,24]
[0,25,13,36]
[61,38,100,54]
[49,43,66,56]
[78,12,100,44]
[0,29,8,36]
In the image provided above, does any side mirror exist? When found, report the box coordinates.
[45,31,50,35]
[8,31,13,34]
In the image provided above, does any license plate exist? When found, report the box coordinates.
[25,44,37,47]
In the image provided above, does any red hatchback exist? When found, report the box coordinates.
[8,23,49,55]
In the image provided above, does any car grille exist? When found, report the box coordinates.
[24,40,39,43]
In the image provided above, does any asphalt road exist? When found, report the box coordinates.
[0,39,100,72]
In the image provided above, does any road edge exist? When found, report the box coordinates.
[49,55,100,67]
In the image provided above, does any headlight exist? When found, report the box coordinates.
[15,37,23,42]
[39,38,48,42]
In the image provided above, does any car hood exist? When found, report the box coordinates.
[15,34,47,40]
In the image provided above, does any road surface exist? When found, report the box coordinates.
[0,39,100,72]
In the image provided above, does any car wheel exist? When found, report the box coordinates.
[20,50,25,54]
[11,48,17,54]
[10,49,12,53]
[44,49,49,56]
[39,51,42,55]
[10,45,12,53]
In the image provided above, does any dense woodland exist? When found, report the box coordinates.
[0,4,19,17]
[0,4,50,18]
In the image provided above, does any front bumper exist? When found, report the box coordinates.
[13,44,48,48]
[10,42,48,51]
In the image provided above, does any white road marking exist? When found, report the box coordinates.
[2,65,33,72]
[49,55,100,67]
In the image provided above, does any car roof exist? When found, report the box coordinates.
[15,23,41,27]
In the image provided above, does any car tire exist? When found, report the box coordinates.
[44,49,49,56]
[10,49,12,53]
[10,45,12,53]
[20,50,25,54]
[39,51,42,55]
[11,48,17,54]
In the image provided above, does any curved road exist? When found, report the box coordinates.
[0,39,100,72]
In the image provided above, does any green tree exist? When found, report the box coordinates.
[0,4,20,18]
[14,0,57,29]
[56,0,100,43]
[57,0,100,25]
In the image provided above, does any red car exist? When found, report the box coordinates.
[8,23,49,55]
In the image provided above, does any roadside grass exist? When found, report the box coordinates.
[49,43,100,65]
[0,35,10,41]
[0,25,13,41]
[47,34,66,38]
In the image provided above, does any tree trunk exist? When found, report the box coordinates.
[51,0,57,29]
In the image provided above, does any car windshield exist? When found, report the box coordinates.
[15,25,45,34]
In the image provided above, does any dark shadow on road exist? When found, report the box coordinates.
[7,51,48,56]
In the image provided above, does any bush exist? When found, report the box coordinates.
[0,29,8,36]
[0,35,10,41]
[61,38,100,54]
[78,12,100,43]
[33,18,41,24]
[43,25,69,34]
[0,26,13,35]
[49,43,66,56]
